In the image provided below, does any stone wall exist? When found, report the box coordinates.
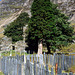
[0,36,27,51]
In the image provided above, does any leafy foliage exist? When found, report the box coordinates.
[27,0,75,53]
[4,12,29,43]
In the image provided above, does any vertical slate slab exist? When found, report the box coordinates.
[37,64,40,75]
[57,67,62,75]
[18,63,21,75]
[67,56,70,70]
[46,54,48,65]
[51,67,54,75]
[48,55,50,65]
[36,54,39,63]
[64,56,68,71]
[39,65,42,75]
[34,55,36,62]
[31,55,33,63]
[4,57,7,75]
[6,57,9,75]
[34,61,36,75]
[16,54,19,61]
[7,56,10,75]
[50,55,54,66]
[69,55,71,68]
[25,60,30,75]
[27,55,30,61]
[62,54,65,70]
[30,63,33,75]
[62,73,68,75]
[1,58,3,72]
[73,56,74,65]
[53,53,56,66]
[42,65,45,75]
[69,72,73,75]
[39,54,43,65]
[11,58,14,75]
[50,55,52,66]
[2,57,5,73]
[8,57,10,75]
[74,56,75,66]
[59,55,62,69]
[44,54,46,65]
[0,57,1,71]
[46,65,49,75]
[20,55,24,62]
[14,59,17,75]
[58,55,60,67]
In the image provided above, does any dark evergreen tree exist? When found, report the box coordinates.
[4,12,29,43]
[27,0,74,53]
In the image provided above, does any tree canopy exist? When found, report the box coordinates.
[4,12,29,43]
[27,0,75,53]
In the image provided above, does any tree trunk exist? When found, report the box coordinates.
[38,40,43,55]
[46,42,51,54]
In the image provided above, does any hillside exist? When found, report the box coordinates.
[0,0,75,39]
[0,0,32,38]
[0,0,75,52]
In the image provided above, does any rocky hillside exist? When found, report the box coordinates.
[0,0,32,19]
[0,0,75,25]
[0,0,32,38]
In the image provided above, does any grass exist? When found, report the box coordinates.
[57,44,75,53]
[0,72,4,75]
[1,50,28,56]
[68,66,75,73]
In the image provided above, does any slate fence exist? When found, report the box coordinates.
[0,54,75,75]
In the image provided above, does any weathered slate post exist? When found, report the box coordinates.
[25,60,30,75]
[62,54,65,70]
[0,55,1,71]
[30,63,33,75]
[4,57,7,75]
[44,54,46,65]
[37,64,39,75]
[39,54,43,65]
[18,63,21,75]
[62,73,68,75]
[42,65,45,75]
[46,65,49,75]
[69,55,71,68]
[57,67,62,75]
[69,72,73,75]
[36,54,39,63]
[14,59,17,75]
[51,67,54,75]
[31,55,33,63]
[34,61,36,75]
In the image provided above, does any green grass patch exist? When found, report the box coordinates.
[57,44,75,53]
[69,66,75,73]
[1,50,28,56]
[0,72,4,75]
